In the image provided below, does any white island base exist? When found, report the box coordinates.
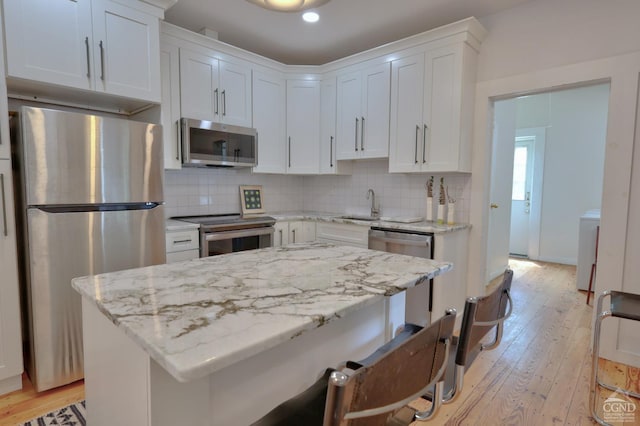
[82,295,407,426]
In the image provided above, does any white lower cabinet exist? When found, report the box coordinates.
[274,220,316,247]
[431,229,469,325]
[165,228,200,263]
[315,222,369,248]
[0,160,23,395]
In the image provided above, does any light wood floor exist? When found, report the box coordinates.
[0,259,638,425]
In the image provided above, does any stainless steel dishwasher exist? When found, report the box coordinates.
[368,227,434,326]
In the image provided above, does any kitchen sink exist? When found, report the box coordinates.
[338,215,380,221]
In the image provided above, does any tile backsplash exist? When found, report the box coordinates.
[164,159,471,223]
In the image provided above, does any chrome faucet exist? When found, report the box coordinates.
[367,189,380,218]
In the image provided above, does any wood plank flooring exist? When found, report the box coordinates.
[0,258,638,425]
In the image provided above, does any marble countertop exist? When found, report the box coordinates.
[72,242,451,383]
[270,211,469,234]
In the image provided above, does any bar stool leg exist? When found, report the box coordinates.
[591,291,612,426]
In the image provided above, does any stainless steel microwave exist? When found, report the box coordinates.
[181,118,257,167]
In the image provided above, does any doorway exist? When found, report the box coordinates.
[487,83,610,279]
[509,128,546,258]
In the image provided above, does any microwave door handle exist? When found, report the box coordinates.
[204,227,274,242]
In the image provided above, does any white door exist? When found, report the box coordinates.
[389,54,425,172]
[252,71,286,174]
[218,60,252,126]
[286,80,320,174]
[509,139,535,256]
[360,63,391,159]
[3,0,93,91]
[423,45,461,171]
[92,0,160,102]
[180,49,218,121]
[487,98,517,281]
[319,78,337,174]
[336,71,361,160]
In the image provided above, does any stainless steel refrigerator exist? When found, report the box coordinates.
[10,106,166,392]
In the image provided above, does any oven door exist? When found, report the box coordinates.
[201,227,274,257]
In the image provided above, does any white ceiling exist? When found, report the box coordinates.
[164,0,534,65]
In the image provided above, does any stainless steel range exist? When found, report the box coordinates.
[174,214,276,257]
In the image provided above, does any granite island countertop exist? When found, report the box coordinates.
[72,242,451,383]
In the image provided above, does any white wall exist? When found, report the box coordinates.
[468,0,640,367]
[514,84,609,265]
[477,0,640,82]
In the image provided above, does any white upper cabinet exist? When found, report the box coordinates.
[179,48,252,127]
[252,70,286,174]
[320,78,351,175]
[91,0,160,102]
[336,63,391,160]
[286,79,320,174]
[159,40,181,170]
[3,0,161,103]
[389,43,478,173]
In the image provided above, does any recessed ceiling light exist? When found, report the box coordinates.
[246,0,330,12]
[302,11,319,23]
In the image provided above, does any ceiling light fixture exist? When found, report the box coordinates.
[246,0,330,12]
[302,11,319,23]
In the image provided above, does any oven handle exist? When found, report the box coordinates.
[203,227,274,242]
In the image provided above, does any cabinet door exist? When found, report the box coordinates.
[319,78,337,174]
[160,42,182,169]
[286,80,320,174]
[91,0,161,102]
[252,71,286,174]
[3,0,93,91]
[288,221,304,244]
[274,222,289,247]
[180,49,218,121]
[360,63,390,159]
[219,60,252,126]
[389,54,425,172]
[336,71,361,160]
[423,45,462,171]
[0,161,23,389]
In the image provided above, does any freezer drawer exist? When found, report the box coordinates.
[23,205,166,391]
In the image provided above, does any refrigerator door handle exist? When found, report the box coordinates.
[36,203,162,214]
[1,173,7,236]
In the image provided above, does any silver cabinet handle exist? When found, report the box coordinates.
[255,131,259,166]
[355,117,359,151]
[99,40,105,81]
[288,136,291,168]
[175,119,181,161]
[292,229,296,243]
[214,89,219,115]
[172,239,192,244]
[415,125,419,164]
[330,136,334,168]
[423,124,428,164]
[222,90,226,116]
[1,173,7,237]
[279,229,283,245]
[84,37,91,78]
[360,116,365,151]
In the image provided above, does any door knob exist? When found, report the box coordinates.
[490,203,499,209]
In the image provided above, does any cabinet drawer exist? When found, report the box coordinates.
[316,222,368,248]
[166,229,199,253]
[167,249,200,263]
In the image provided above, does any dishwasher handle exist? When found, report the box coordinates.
[368,229,432,248]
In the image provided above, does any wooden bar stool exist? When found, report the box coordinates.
[590,290,640,425]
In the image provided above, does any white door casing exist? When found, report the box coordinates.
[487,98,516,281]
